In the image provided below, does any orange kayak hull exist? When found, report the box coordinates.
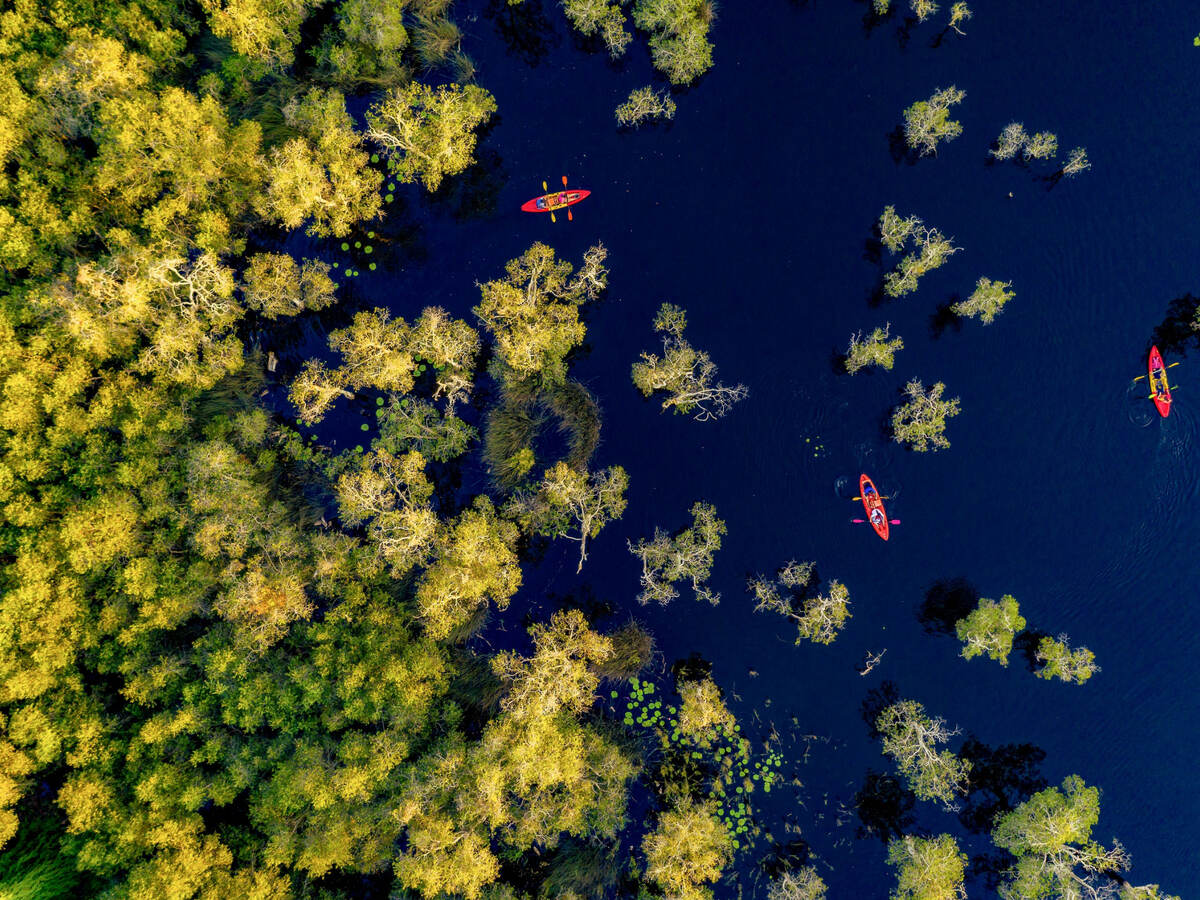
[1149,345,1171,418]
[859,474,889,541]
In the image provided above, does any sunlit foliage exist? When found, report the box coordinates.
[1035,635,1100,684]
[955,595,1026,665]
[629,501,726,605]
[876,700,971,810]
[846,324,904,373]
[952,277,1015,324]
[886,833,968,900]
[616,86,678,127]
[892,379,961,452]
[903,86,966,156]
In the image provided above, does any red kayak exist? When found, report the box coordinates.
[520,189,590,213]
[859,474,889,542]
[1149,345,1172,418]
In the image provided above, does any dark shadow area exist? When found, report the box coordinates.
[860,679,900,737]
[544,584,613,622]
[918,577,979,635]
[929,298,964,339]
[958,738,1048,833]
[895,16,918,49]
[1150,294,1200,357]
[971,851,1015,892]
[485,0,559,66]
[435,134,508,222]
[866,281,890,309]
[887,125,919,166]
[862,235,883,265]
[854,771,915,842]
[671,652,714,684]
[755,837,812,880]
[1014,628,1050,672]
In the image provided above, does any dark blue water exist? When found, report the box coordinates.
[282,1,1200,893]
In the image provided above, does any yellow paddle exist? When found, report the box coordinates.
[563,175,573,221]
[543,181,555,222]
[1133,361,1180,382]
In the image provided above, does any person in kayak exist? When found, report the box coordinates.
[870,508,885,526]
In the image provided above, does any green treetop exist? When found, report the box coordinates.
[876,700,971,810]
[749,563,851,646]
[903,86,966,156]
[365,82,497,192]
[632,0,716,85]
[947,2,972,34]
[892,379,961,452]
[641,798,734,900]
[632,303,748,420]
[475,243,609,385]
[846,324,904,373]
[909,0,939,23]
[992,776,1147,900]
[616,86,678,128]
[955,595,1026,665]
[563,0,633,57]
[1035,635,1099,684]
[886,833,968,900]
[629,501,726,605]
[767,866,828,900]
[504,461,629,572]
[952,277,1015,324]
[677,676,737,744]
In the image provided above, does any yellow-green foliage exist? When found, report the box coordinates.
[642,799,734,900]
[1035,635,1099,684]
[952,277,1015,324]
[891,379,961,452]
[846,324,904,373]
[955,595,1026,665]
[677,676,736,742]
[886,833,967,900]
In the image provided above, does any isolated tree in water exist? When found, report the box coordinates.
[632,303,748,420]
[903,86,966,156]
[876,699,971,810]
[947,2,972,34]
[1060,147,1091,177]
[563,0,632,57]
[629,501,726,605]
[887,833,968,900]
[892,380,961,452]
[749,562,852,646]
[955,595,1026,665]
[615,86,677,127]
[952,277,1015,325]
[846,324,904,373]
[1035,635,1099,684]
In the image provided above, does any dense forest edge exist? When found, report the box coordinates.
[0,0,1190,897]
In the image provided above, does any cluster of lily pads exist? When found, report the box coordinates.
[368,154,398,205]
[336,231,377,276]
[613,677,784,850]
[803,435,828,458]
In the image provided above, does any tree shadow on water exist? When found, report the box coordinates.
[958,737,1048,833]
[854,771,915,843]
[887,125,920,166]
[1013,628,1049,673]
[917,577,979,635]
[671,652,713,684]
[860,679,900,738]
[1150,294,1199,357]
[484,0,559,66]
[929,298,963,339]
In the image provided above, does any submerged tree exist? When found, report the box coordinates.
[1035,635,1099,684]
[991,776,1166,900]
[629,501,726,605]
[955,595,1026,666]
[886,833,968,900]
[992,123,1029,160]
[910,0,939,23]
[952,277,1015,324]
[476,243,609,385]
[846,324,904,373]
[881,220,961,298]
[946,1,971,34]
[749,563,852,646]
[903,86,966,156]
[768,867,828,900]
[1060,147,1091,177]
[616,86,677,127]
[506,461,629,572]
[876,700,971,810]
[365,82,497,191]
[632,303,747,420]
[677,676,737,744]
[892,380,961,452]
[1023,131,1058,161]
[632,0,716,85]
[563,0,633,57]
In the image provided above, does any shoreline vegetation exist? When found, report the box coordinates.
[0,0,1181,898]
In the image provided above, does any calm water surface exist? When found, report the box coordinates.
[280,1,1200,893]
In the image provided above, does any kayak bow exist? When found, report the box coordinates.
[859,473,889,542]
